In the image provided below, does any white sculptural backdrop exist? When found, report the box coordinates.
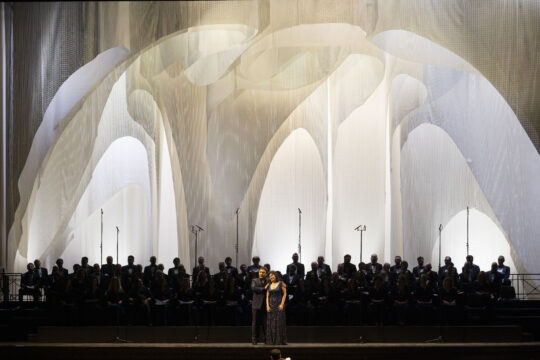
[5,2,539,276]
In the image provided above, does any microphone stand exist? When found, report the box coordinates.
[191,225,205,269]
[116,226,119,267]
[466,206,470,256]
[354,225,366,263]
[298,208,302,263]
[438,224,443,270]
[235,208,240,268]
[112,225,128,343]
[100,209,103,267]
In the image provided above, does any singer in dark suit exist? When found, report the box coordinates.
[251,267,268,344]
[286,253,305,279]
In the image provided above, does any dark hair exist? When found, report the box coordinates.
[270,348,281,360]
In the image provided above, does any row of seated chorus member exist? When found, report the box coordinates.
[16,263,513,326]
[19,252,511,295]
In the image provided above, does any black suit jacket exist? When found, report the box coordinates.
[58,268,69,278]
[286,262,305,279]
[251,277,268,310]
[33,267,48,287]
[192,266,210,285]
[366,262,382,276]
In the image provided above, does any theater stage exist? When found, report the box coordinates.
[1,342,540,360]
[1,326,539,360]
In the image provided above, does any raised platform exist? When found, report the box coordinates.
[26,325,524,343]
[2,342,540,360]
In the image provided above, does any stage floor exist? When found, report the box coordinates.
[2,342,540,360]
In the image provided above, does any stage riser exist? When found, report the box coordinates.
[2,344,540,360]
[28,326,522,343]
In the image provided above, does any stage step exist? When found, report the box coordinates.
[28,325,523,343]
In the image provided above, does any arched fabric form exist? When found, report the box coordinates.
[5,3,539,278]
[431,208,517,273]
[252,128,326,273]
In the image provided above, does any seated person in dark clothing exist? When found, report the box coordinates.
[125,278,152,325]
[101,256,115,289]
[199,277,220,325]
[46,266,67,307]
[103,276,124,324]
[247,256,262,279]
[460,262,476,292]
[33,259,48,288]
[439,276,458,324]
[392,274,411,325]
[192,256,211,285]
[19,262,41,305]
[89,263,104,300]
[468,271,491,308]
[214,262,229,293]
[223,274,244,325]
[368,275,388,325]
[366,254,382,279]
[66,268,90,306]
[415,274,434,304]
[423,263,439,291]
[497,256,511,285]
[341,254,357,278]
[56,258,69,278]
[143,256,158,287]
[225,256,238,279]
[398,261,415,286]
[487,262,504,296]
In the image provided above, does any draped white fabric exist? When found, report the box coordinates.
[4,1,539,276]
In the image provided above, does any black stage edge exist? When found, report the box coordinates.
[1,342,540,360]
[27,325,524,343]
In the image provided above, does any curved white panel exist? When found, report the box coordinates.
[61,184,148,271]
[333,75,387,266]
[29,136,152,270]
[18,47,130,211]
[157,123,179,263]
[253,128,326,273]
[431,208,516,273]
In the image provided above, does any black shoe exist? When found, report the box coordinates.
[252,339,257,345]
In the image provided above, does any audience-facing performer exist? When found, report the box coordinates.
[33,259,48,288]
[497,255,511,285]
[192,256,211,285]
[463,255,480,279]
[81,256,92,275]
[168,257,186,286]
[225,256,238,279]
[56,258,69,278]
[390,256,403,279]
[266,270,287,345]
[251,267,268,344]
[143,256,158,287]
[341,254,357,278]
[366,254,382,277]
[413,256,425,279]
[286,253,305,279]
[316,256,331,279]
[248,256,262,279]
[121,255,136,289]
[19,263,41,305]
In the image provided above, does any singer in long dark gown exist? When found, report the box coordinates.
[266,271,287,345]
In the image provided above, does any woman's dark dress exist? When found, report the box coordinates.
[266,281,287,345]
